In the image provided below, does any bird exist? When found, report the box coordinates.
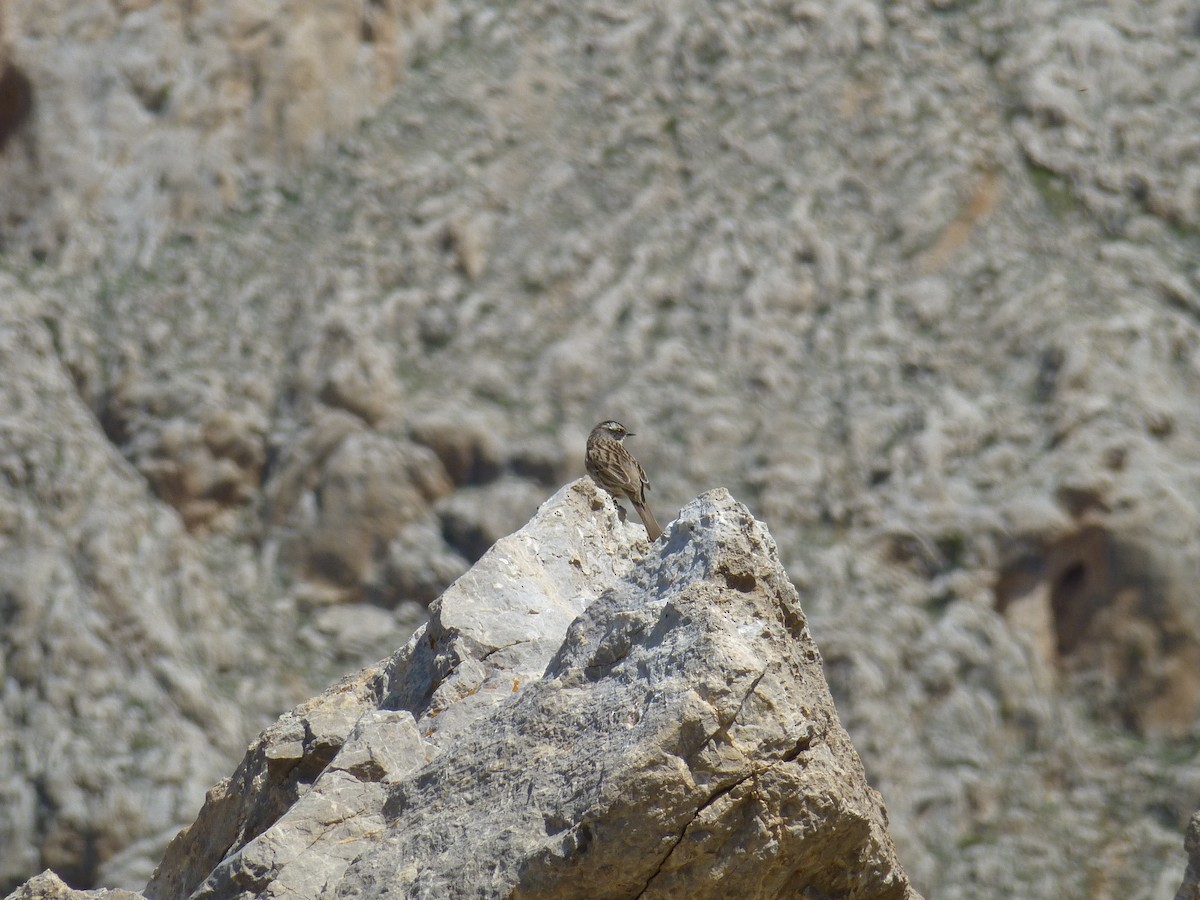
[585,420,663,541]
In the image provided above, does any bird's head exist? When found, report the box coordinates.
[594,420,632,440]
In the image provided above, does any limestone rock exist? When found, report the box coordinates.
[3,870,141,900]
[144,477,644,898]
[145,482,918,900]
[438,476,550,562]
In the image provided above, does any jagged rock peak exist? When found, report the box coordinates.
[78,480,919,899]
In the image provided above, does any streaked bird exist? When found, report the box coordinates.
[585,420,663,541]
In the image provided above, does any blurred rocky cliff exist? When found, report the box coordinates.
[0,0,449,269]
[2,0,1200,897]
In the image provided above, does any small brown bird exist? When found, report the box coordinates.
[585,420,663,541]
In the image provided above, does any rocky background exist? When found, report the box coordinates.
[2,0,1199,897]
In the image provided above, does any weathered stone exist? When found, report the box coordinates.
[438,476,550,562]
[144,478,645,898]
[146,482,917,900]
[143,665,388,900]
[3,870,141,900]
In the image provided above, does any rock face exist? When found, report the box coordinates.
[0,0,450,268]
[144,481,919,900]
[3,0,1200,895]
[0,288,261,893]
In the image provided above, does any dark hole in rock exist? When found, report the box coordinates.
[1047,526,1114,656]
[0,63,33,152]
[994,523,1200,735]
[1051,560,1088,655]
[721,568,757,592]
[994,525,1117,658]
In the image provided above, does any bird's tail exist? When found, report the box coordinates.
[632,500,663,542]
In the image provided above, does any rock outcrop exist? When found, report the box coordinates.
[140,481,919,900]
[5,871,140,900]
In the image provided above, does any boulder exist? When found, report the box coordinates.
[143,480,919,899]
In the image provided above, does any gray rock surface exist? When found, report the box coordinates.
[0,0,452,268]
[4,871,140,900]
[145,482,918,900]
[0,286,257,891]
[1,0,1199,895]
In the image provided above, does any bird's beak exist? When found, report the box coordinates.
[626,431,636,437]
